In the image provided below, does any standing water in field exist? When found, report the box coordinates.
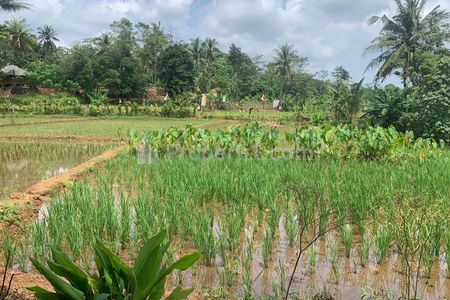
[0,140,115,199]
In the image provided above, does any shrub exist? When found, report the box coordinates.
[29,230,200,300]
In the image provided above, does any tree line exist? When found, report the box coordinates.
[0,0,449,142]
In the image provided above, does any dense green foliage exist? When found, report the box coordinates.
[1,0,449,141]
[159,44,195,97]
[366,53,450,143]
[129,123,443,161]
[30,230,200,300]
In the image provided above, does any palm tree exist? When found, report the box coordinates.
[6,18,34,54]
[272,44,304,98]
[38,25,59,61]
[189,37,203,71]
[0,0,29,11]
[364,0,450,86]
[202,37,218,65]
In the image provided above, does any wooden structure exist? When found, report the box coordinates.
[0,65,27,90]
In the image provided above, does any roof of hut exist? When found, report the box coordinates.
[0,65,27,77]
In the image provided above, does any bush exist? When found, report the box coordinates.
[29,230,200,300]
[160,102,194,118]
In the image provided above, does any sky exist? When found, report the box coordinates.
[1,0,449,83]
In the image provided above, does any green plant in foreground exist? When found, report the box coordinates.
[29,230,200,300]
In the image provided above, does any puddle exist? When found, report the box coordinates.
[0,140,115,199]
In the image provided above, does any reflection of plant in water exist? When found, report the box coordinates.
[361,288,396,300]
[359,231,371,267]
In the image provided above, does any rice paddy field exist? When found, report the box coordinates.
[1,114,450,300]
[0,140,118,199]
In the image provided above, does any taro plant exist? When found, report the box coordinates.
[29,230,200,300]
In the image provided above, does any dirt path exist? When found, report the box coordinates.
[0,117,95,128]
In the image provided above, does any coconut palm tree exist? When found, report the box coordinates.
[202,37,219,65]
[6,18,34,53]
[272,43,304,98]
[0,0,29,11]
[38,24,59,61]
[189,37,203,72]
[364,0,450,86]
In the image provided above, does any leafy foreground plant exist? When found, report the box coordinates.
[29,230,200,300]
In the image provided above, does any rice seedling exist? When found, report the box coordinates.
[373,225,392,264]
[284,208,298,248]
[119,194,132,247]
[191,209,216,266]
[242,234,254,300]
[422,242,434,278]
[218,236,234,287]
[13,240,29,273]
[275,259,287,295]
[308,244,319,274]
[262,226,273,268]
[328,237,340,284]
[340,224,353,258]
[359,231,371,267]
[268,203,281,239]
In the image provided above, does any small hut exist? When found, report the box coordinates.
[272,99,282,111]
[0,65,27,89]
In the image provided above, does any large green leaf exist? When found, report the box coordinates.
[132,243,164,300]
[166,287,195,300]
[48,248,91,295]
[30,258,85,300]
[164,252,201,274]
[28,287,64,300]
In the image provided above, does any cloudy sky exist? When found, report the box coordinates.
[1,0,449,83]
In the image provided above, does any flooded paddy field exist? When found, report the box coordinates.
[0,140,115,199]
[20,154,450,299]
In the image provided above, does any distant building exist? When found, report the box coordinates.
[0,65,27,90]
[272,100,282,111]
